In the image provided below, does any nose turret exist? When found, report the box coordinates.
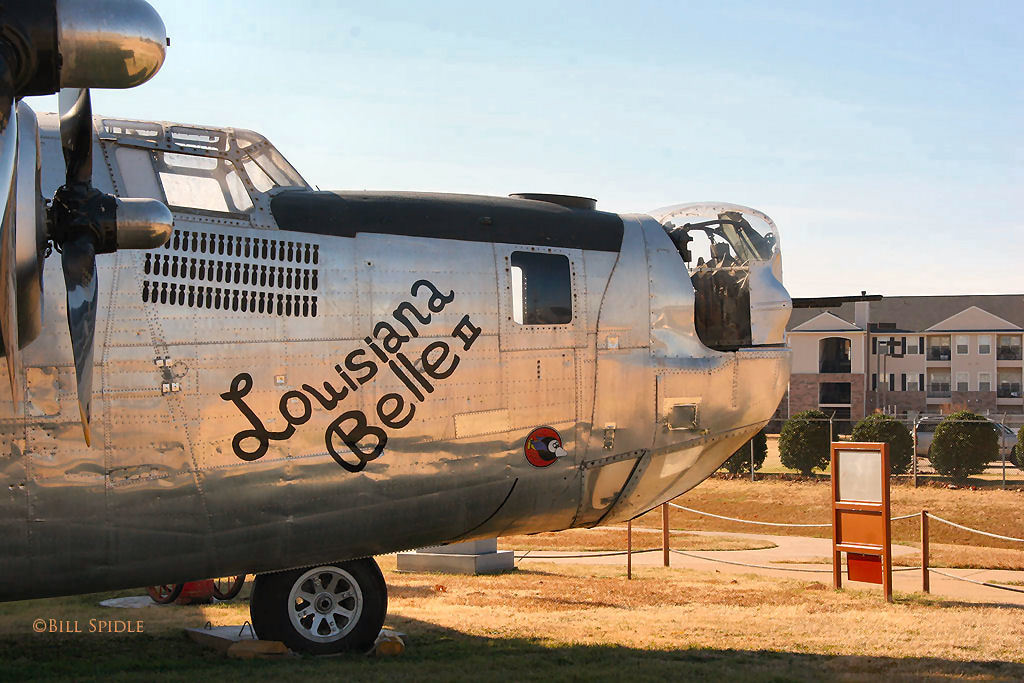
[650,202,792,351]
[584,204,792,524]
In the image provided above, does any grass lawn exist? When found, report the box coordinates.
[639,476,1024,552]
[501,529,775,552]
[0,558,1022,681]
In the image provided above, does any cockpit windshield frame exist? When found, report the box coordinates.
[98,117,310,227]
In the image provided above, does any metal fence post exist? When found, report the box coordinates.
[1000,413,1007,490]
[662,503,670,567]
[626,519,632,580]
[750,439,755,482]
[912,419,919,488]
[921,509,929,593]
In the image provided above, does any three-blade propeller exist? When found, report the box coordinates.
[53,88,102,443]
[49,88,172,444]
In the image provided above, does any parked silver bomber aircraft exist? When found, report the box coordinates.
[0,0,793,655]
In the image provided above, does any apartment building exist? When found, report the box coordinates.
[781,295,1024,423]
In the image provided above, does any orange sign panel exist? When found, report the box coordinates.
[831,442,892,602]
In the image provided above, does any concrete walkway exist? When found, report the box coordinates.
[514,529,1024,607]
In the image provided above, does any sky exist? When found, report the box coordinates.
[28,0,1024,297]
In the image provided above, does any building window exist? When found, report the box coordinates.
[978,335,991,355]
[872,338,877,355]
[928,370,951,398]
[997,369,1022,399]
[819,337,852,373]
[907,375,919,392]
[919,373,925,391]
[979,372,991,393]
[956,372,969,392]
[927,336,951,361]
[889,373,895,390]
[871,373,877,391]
[819,382,851,405]
[510,252,572,325]
[901,373,907,391]
[955,335,969,355]
[997,335,1022,361]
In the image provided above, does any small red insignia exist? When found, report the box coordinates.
[524,426,567,467]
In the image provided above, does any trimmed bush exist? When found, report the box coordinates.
[1013,433,1023,471]
[779,410,831,475]
[929,410,999,482]
[850,413,914,475]
[721,428,768,475]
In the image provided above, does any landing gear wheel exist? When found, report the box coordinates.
[250,558,387,655]
[146,583,183,604]
[213,575,246,601]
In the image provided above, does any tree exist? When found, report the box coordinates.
[929,410,999,482]
[851,413,914,475]
[779,410,831,475]
[1013,431,1023,471]
[720,428,768,475]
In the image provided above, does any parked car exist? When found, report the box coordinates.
[913,415,1018,463]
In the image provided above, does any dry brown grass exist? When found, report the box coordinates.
[914,543,1024,571]
[382,556,1024,674]
[642,477,1024,551]
[499,528,775,552]
[778,544,1024,571]
[2,559,1022,679]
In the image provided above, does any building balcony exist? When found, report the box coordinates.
[819,360,852,374]
[997,386,1022,399]
[927,389,951,399]
[927,348,951,361]
[997,347,1023,361]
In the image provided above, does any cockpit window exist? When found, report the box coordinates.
[510,251,572,325]
[100,119,309,219]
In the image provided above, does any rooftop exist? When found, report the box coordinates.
[787,294,1024,333]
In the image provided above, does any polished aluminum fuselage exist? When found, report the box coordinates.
[0,117,790,601]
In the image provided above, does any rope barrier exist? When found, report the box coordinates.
[666,548,921,574]
[515,549,660,560]
[668,548,820,573]
[925,513,1024,544]
[668,503,830,527]
[927,568,1024,595]
[667,505,941,527]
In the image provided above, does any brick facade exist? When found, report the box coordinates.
[868,390,926,415]
[789,373,866,420]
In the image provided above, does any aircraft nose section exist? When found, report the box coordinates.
[598,344,791,524]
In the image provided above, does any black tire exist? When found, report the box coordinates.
[250,558,387,655]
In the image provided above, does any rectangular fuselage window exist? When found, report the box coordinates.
[510,252,572,325]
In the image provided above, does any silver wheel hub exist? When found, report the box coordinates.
[287,566,364,643]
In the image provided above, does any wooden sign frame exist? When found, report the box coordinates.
[830,441,892,602]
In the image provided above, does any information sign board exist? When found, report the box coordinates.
[831,442,892,602]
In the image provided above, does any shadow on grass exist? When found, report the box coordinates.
[0,614,1021,682]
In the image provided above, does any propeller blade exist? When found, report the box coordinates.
[58,88,93,185]
[0,105,22,404]
[61,232,98,445]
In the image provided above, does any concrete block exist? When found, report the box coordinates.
[396,548,514,575]
[417,538,498,555]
